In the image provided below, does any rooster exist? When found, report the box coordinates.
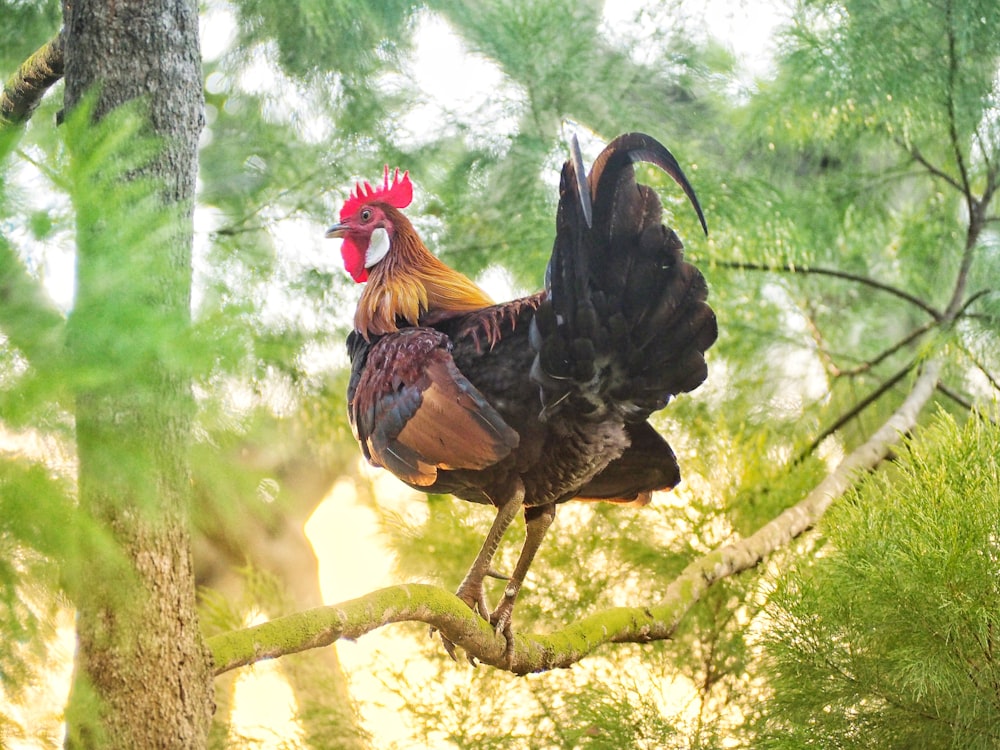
[326,133,716,662]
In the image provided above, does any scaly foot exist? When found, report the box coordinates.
[490,586,518,669]
[435,577,491,663]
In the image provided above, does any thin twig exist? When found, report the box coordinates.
[957,343,1000,394]
[901,139,964,193]
[794,359,916,465]
[835,321,935,378]
[957,288,996,316]
[943,3,973,207]
[938,386,999,425]
[936,382,973,411]
[715,260,944,320]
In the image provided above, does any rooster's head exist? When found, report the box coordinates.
[326,166,414,283]
[326,165,492,337]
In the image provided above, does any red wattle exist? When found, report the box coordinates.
[341,237,369,283]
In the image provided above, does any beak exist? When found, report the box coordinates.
[324,223,346,239]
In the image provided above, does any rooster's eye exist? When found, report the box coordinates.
[360,208,373,222]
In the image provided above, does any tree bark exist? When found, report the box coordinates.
[61,1,211,747]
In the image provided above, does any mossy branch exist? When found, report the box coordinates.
[205,581,700,677]
[1,31,65,129]
[209,358,942,677]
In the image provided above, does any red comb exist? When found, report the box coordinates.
[339,166,413,220]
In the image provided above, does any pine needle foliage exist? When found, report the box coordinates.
[756,411,1000,749]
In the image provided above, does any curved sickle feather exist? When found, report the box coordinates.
[588,132,708,236]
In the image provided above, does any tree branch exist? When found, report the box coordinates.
[943,4,973,209]
[900,139,964,193]
[0,33,69,368]
[794,358,916,465]
[956,288,996,319]
[834,321,934,377]
[715,260,944,320]
[0,31,65,129]
[957,342,1000,395]
[208,361,942,677]
[936,381,974,412]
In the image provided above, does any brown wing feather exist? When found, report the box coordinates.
[350,328,519,486]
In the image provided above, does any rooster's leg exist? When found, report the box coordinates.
[490,502,556,666]
[440,482,525,661]
[455,483,525,614]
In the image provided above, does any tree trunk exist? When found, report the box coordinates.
[61,0,212,747]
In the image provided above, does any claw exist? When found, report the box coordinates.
[490,585,516,635]
[441,579,494,665]
[455,580,491,621]
[501,629,514,670]
[430,624,461,661]
[438,629,460,662]
[490,587,518,669]
[431,624,480,665]
[491,614,516,669]
[477,591,490,619]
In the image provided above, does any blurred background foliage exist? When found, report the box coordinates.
[1,0,999,746]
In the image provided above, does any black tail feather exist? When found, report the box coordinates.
[589,132,708,239]
[531,133,717,422]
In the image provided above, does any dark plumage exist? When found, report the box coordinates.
[331,132,717,661]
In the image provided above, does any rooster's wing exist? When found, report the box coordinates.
[347,328,520,487]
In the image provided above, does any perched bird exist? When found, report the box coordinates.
[327,133,716,661]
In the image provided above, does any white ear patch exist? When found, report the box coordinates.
[365,227,391,268]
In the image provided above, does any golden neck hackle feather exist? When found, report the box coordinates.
[355,207,493,337]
